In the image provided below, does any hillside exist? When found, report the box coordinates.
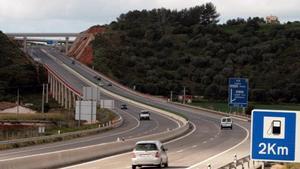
[0,31,42,100]
[91,3,300,103]
[68,25,105,65]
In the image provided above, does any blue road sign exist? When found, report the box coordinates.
[47,40,54,45]
[228,78,248,107]
[251,109,300,162]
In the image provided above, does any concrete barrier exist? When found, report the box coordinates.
[0,122,190,169]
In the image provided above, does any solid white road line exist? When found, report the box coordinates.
[186,123,250,169]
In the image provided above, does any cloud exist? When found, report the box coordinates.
[0,0,299,32]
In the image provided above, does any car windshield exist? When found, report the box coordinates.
[135,143,158,151]
[222,118,231,122]
[141,112,149,114]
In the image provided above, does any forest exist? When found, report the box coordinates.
[0,31,43,101]
[92,3,300,103]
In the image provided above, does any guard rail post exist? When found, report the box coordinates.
[234,154,237,168]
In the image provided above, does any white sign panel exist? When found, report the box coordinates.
[100,100,115,109]
[251,109,300,162]
[75,100,96,123]
[83,87,99,101]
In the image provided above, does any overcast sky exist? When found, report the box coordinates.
[0,0,299,33]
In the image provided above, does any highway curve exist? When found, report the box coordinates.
[0,47,180,163]
[36,47,251,169]
[1,47,250,169]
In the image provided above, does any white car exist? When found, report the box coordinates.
[220,117,233,129]
[139,110,150,120]
[132,140,168,169]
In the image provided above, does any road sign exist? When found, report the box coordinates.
[228,78,248,107]
[251,109,300,162]
[75,100,96,123]
[47,40,54,45]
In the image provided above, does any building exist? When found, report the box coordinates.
[266,15,280,24]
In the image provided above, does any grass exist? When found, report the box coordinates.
[189,100,300,114]
[0,113,65,121]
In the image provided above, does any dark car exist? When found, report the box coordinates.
[121,104,127,110]
[107,82,112,86]
[94,75,101,81]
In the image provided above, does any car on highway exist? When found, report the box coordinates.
[107,82,112,86]
[120,104,127,109]
[139,110,150,120]
[132,140,168,169]
[71,58,75,64]
[220,116,233,129]
[94,75,101,81]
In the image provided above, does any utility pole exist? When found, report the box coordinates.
[42,84,45,113]
[170,91,173,102]
[183,87,186,104]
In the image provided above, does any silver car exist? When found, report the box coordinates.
[132,140,168,169]
[220,117,233,129]
[139,110,150,120]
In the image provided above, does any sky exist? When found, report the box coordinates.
[0,0,299,33]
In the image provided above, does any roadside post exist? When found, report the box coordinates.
[251,109,300,163]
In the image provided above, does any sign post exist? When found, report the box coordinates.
[228,78,248,109]
[251,109,300,162]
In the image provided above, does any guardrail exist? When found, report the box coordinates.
[0,121,191,169]
[170,101,251,122]
[0,113,123,150]
[203,155,262,169]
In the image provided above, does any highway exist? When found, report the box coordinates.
[0,47,179,162]
[1,46,251,169]
[38,46,251,169]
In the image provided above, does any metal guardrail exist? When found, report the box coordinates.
[0,115,123,147]
[203,155,262,169]
[218,155,251,169]
[170,101,251,122]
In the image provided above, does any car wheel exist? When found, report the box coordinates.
[230,126,233,130]
[157,160,163,168]
[164,161,169,168]
[132,165,136,169]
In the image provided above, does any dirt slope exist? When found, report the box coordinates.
[67,25,105,65]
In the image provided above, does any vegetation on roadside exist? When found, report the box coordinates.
[0,31,46,102]
[92,2,300,104]
[0,108,119,150]
[189,100,300,114]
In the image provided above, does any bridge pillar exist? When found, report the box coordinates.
[65,36,69,54]
[55,78,58,101]
[50,75,54,97]
[58,81,62,104]
[64,86,68,109]
[68,89,72,109]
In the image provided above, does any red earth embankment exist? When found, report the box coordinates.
[67,25,105,65]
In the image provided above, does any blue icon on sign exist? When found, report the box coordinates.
[251,110,296,161]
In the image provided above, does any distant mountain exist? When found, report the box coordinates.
[0,31,43,100]
[91,3,300,103]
